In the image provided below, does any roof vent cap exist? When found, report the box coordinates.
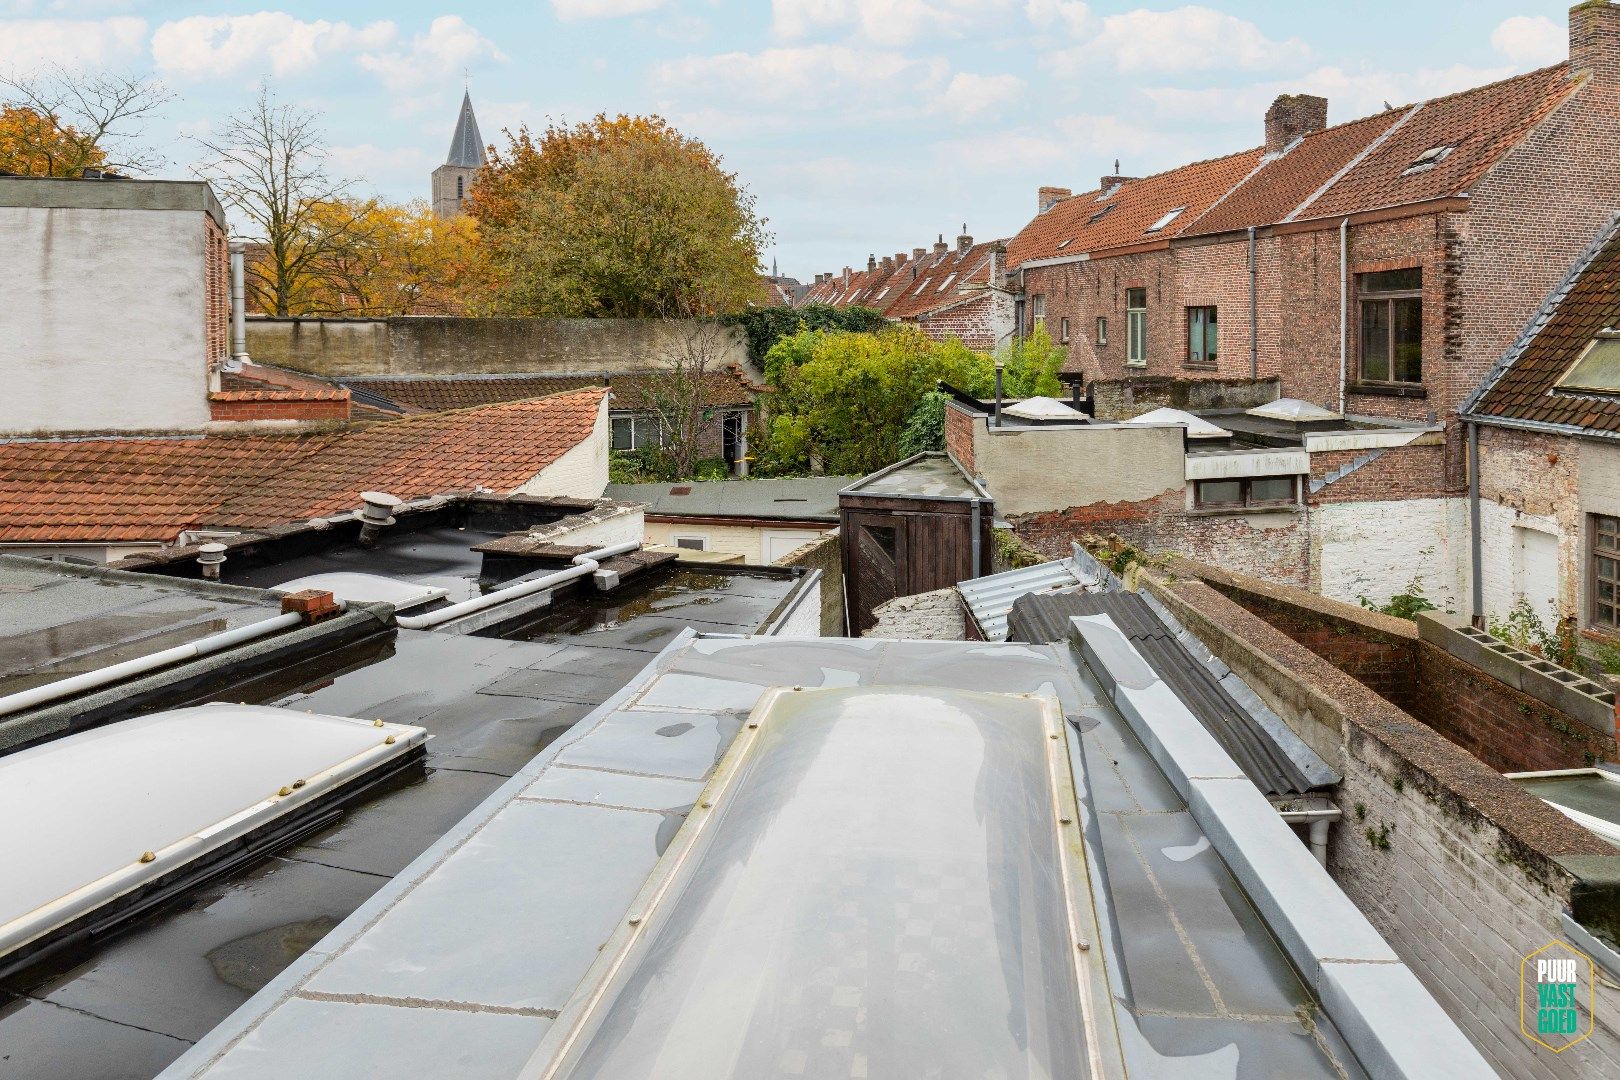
[196,542,227,579]
[356,491,402,547]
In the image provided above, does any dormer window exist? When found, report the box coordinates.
[1145,207,1186,234]
[1088,204,1115,225]
[1557,330,1620,394]
[1402,145,1454,175]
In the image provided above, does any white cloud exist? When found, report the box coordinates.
[938,72,1024,117]
[1491,15,1564,67]
[358,16,505,92]
[0,16,145,72]
[1037,5,1308,77]
[772,0,1014,47]
[551,0,666,20]
[1024,0,1092,36]
[654,44,949,108]
[150,13,500,90]
[326,141,430,187]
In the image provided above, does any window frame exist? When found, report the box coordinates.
[672,534,709,552]
[1059,317,1070,344]
[1591,514,1620,630]
[1125,288,1147,367]
[1186,306,1218,367]
[1356,269,1423,386]
[1096,317,1108,346]
[1192,475,1299,511]
[1031,294,1046,319]
[610,413,666,452]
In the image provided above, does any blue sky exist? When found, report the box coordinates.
[0,1,1581,279]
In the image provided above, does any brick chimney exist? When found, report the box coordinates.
[1572,1,1620,85]
[895,252,907,264]
[933,233,948,254]
[912,246,926,261]
[867,254,877,271]
[1098,174,1137,191]
[1038,186,1071,214]
[881,255,894,270]
[957,225,972,252]
[1265,94,1328,153]
[842,266,851,287]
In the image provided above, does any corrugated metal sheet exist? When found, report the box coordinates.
[1010,591,1325,796]
[957,558,1090,641]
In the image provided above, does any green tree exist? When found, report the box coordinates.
[473,114,768,317]
[723,304,889,364]
[996,324,1066,398]
[756,326,993,476]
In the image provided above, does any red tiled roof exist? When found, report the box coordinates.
[212,364,349,403]
[1006,148,1265,268]
[1005,63,1583,267]
[342,370,757,412]
[0,388,607,543]
[1300,65,1577,220]
[1468,216,1620,435]
[884,241,1003,322]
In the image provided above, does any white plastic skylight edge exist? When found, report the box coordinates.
[0,704,427,963]
[273,572,450,611]
[1124,406,1233,438]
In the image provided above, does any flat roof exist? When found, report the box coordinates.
[604,476,853,523]
[841,452,986,501]
[0,175,225,229]
[0,546,800,1078]
[163,634,1376,1080]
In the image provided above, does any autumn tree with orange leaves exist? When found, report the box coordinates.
[0,69,169,176]
[467,114,768,318]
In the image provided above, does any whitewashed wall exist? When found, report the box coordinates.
[1313,497,1469,612]
[517,399,610,499]
[0,205,210,432]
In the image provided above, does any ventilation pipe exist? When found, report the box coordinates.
[1338,218,1349,415]
[395,541,640,631]
[993,359,1005,428]
[197,542,227,580]
[356,492,401,548]
[1468,420,1484,628]
[229,241,250,370]
[1247,226,1259,379]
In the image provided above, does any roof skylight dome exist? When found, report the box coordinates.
[1003,396,1083,421]
[1124,407,1233,439]
[1247,398,1344,422]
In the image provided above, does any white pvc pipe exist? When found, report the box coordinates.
[0,610,305,718]
[395,541,641,631]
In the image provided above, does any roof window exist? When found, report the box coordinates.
[1145,206,1187,234]
[1056,238,1073,250]
[1087,204,1115,226]
[1556,331,1620,394]
[1402,145,1455,175]
[936,273,957,293]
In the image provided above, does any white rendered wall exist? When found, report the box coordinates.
[0,206,209,431]
[767,581,822,638]
[1314,498,1468,612]
[517,399,610,499]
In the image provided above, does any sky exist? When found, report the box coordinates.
[0,1,1582,280]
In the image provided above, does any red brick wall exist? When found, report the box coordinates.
[1013,490,1313,587]
[913,291,1010,351]
[1186,561,1617,771]
[1306,440,1449,504]
[943,403,976,475]
[204,216,229,366]
[209,398,350,422]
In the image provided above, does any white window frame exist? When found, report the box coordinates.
[611,414,666,452]
[671,534,709,551]
[1125,288,1147,366]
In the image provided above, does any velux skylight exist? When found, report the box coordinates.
[1145,206,1186,233]
[1403,145,1455,175]
[1087,203,1115,225]
[1556,331,1620,394]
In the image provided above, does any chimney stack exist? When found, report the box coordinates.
[881,255,894,270]
[1265,94,1327,153]
[895,252,907,264]
[1038,186,1071,214]
[912,247,926,261]
[957,224,972,252]
[842,266,851,286]
[933,233,948,254]
[867,254,877,271]
[1571,1,1620,85]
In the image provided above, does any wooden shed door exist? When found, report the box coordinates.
[848,513,906,633]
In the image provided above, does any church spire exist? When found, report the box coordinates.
[445,89,485,169]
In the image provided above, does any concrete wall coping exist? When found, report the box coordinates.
[1417,610,1617,733]
[1069,611,1498,1078]
[0,176,225,229]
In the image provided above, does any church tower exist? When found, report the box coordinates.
[432,90,485,218]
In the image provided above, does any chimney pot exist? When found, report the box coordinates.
[1264,94,1327,153]
[1571,1,1620,85]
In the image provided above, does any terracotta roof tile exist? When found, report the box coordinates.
[213,364,350,403]
[883,241,1004,322]
[1469,216,1620,434]
[1006,147,1266,268]
[0,387,607,543]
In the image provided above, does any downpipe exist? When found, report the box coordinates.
[395,541,641,630]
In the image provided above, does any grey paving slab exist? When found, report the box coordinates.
[201,996,550,1080]
[475,667,631,706]
[306,801,665,1011]
[555,707,739,780]
[519,767,703,812]
[634,670,771,712]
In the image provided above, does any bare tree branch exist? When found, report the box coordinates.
[637,320,739,478]
[0,67,171,176]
